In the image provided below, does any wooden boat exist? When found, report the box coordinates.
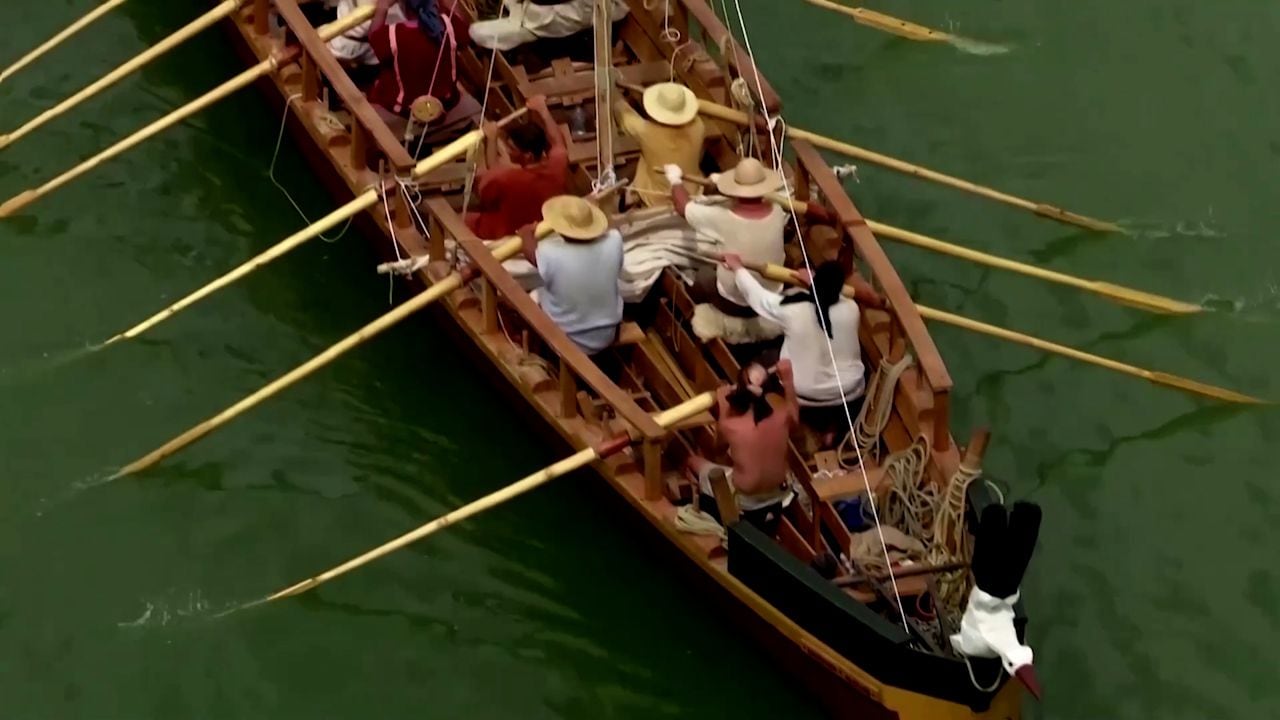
[221,0,1027,717]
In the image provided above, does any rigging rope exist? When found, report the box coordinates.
[838,352,914,468]
[271,93,354,244]
[725,0,909,633]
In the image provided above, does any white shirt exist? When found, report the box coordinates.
[734,267,865,406]
[328,0,406,66]
[685,200,787,306]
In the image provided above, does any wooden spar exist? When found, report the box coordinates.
[267,392,716,601]
[593,0,616,178]
[0,0,245,152]
[800,0,950,42]
[735,258,1264,405]
[0,8,377,218]
[0,0,128,86]
[97,108,528,348]
[675,173,1197,314]
[111,235,532,480]
[691,97,1122,233]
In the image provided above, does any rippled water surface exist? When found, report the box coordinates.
[0,1,1276,718]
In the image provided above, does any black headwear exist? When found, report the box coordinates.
[724,365,784,424]
[780,260,846,338]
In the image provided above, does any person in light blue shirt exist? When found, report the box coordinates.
[518,196,624,354]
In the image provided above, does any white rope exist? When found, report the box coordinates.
[271,94,354,244]
[963,654,1004,693]
[838,352,914,468]
[928,461,982,621]
[378,180,404,304]
[727,0,910,633]
[876,437,935,541]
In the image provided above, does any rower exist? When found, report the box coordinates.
[469,0,629,51]
[518,196,624,355]
[686,360,799,536]
[325,0,405,87]
[612,82,706,208]
[666,158,832,317]
[722,252,884,446]
[366,0,476,139]
[467,94,570,240]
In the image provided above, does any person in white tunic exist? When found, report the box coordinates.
[469,0,629,51]
[723,252,884,443]
[325,0,406,69]
[665,158,832,316]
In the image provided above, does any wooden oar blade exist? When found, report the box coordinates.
[1147,372,1268,405]
[0,0,129,86]
[1092,282,1203,315]
[1033,203,1123,233]
[0,190,38,218]
[850,7,950,42]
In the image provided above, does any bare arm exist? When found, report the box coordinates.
[519,223,539,266]
[527,95,564,156]
[672,184,692,216]
[776,359,799,427]
[848,272,886,310]
[370,0,394,34]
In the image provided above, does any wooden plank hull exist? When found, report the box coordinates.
[219,3,1024,717]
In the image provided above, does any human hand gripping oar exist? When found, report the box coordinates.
[726,256,1264,404]
[662,89,1122,233]
[0,0,245,152]
[110,220,550,480]
[0,0,128,86]
[672,171,1196,314]
[92,107,528,349]
[266,392,716,601]
[0,7,377,218]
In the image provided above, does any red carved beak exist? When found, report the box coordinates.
[1013,664,1042,700]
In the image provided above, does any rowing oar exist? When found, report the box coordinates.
[266,392,715,601]
[94,107,528,349]
[111,228,543,480]
[799,0,952,43]
[688,96,1120,233]
[734,258,1262,404]
[0,0,128,86]
[674,173,1195,314]
[0,0,244,152]
[0,7,376,218]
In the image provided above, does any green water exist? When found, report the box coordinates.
[0,1,1275,718]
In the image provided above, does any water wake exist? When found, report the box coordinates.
[947,35,1012,56]
[0,342,99,389]
[117,588,269,629]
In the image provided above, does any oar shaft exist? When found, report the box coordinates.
[0,8,376,218]
[0,0,128,85]
[739,258,1260,404]
[693,100,1121,233]
[863,220,1200,314]
[0,0,242,151]
[105,189,380,346]
[270,391,716,600]
[113,236,525,479]
[103,122,494,345]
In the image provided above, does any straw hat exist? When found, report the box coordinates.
[541,195,609,241]
[715,157,783,198]
[642,82,698,126]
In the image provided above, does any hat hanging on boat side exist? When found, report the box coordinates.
[716,157,784,199]
[642,82,699,126]
[542,195,609,241]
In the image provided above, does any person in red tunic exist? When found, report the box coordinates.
[465,94,570,240]
[366,0,462,124]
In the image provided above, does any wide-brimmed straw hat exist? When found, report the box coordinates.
[541,195,609,241]
[642,82,699,126]
[715,157,783,198]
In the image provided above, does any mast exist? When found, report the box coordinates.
[592,0,615,181]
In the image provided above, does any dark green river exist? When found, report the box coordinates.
[1,1,1276,717]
